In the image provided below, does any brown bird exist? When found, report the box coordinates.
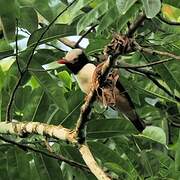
[58,49,145,132]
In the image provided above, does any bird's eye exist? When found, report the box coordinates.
[72,58,79,64]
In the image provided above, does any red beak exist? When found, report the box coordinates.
[57,58,69,64]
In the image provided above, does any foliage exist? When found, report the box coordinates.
[0,0,180,179]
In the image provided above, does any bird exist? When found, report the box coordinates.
[58,48,145,132]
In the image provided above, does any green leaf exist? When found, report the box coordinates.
[88,141,132,176]
[77,1,109,34]
[57,70,72,90]
[15,148,32,180]
[19,7,38,33]
[175,131,180,171]
[27,24,76,47]
[140,126,167,145]
[56,0,94,24]
[87,119,137,139]
[33,0,54,21]
[30,61,68,113]
[97,5,119,34]
[116,3,141,31]
[141,0,161,18]
[0,151,8,179]
[7,148,20,180]
[1,15,16,41]
[116,0,137,14]
[22,87,44,121]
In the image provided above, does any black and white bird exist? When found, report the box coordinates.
[58,49,145,132]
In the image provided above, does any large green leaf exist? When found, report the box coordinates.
[116,0,137,14]
[139,126,167,145]
[141,0,161,18]
[88,141,133,177]
[0,151,9,179]
[15,148,32,180]
[97,5,119,34]
[116,3,141,31]
[30,61,68,113]
[175,131,180,171]
[87,119,137,139]
[7,148,20,180]
[27,24,76,47]
[77,1,109,34]
[19,7,38,33]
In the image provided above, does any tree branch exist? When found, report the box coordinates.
[0,135,90,172]
[0,121,111,179]
[114,62,160,77]
[134,42,180,60]
[79,144,111,180]
[15,18,22,74]
[75,24,98,48]
[126,13,146,37]
[146,75,180,102]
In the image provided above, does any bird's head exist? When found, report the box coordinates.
[57,48,89,74]
[58,48,83,65]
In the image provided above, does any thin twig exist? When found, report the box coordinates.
[126,13,146,37]
[15,18,22,74]
[114,62,160,77]
[114,58,175,69]
[134,42,180,60]
[5,0,77,122]
[0,135,90,172]
[158,14,180,26]
[75,24,98,48]
[146,75,180,102]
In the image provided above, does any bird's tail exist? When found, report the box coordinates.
[124,110,146,132]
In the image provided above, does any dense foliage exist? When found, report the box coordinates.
[0,0,180,179]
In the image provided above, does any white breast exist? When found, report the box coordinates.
[75,63,96,94]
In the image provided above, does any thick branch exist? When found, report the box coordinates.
[126,13,146,37]
[0,121,111,179]
[0,121,76,142]
[134,42,180,60]
[79,145,111,180]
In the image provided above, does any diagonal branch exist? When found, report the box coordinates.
[146,75,180,102]
[134,41,180,60]
[114,58,176,69]
[75,24,98,48]
[126,13,146,37]
[0,135,90,172]
[0,121,111,179]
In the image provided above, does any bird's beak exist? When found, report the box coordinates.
[57,58,69,64]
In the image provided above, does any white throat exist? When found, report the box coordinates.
[75,63,96,94]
